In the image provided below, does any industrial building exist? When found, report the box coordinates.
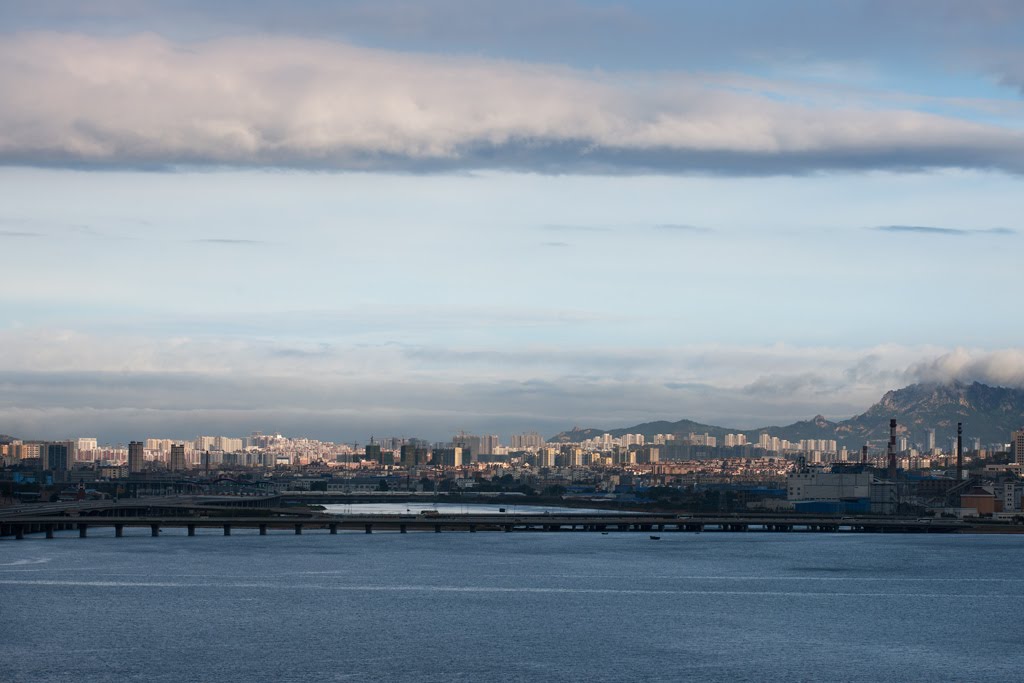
[786,465,896,514]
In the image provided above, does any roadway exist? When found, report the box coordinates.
[0,512,971,538]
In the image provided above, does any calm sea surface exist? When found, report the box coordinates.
[2,527,1022,682]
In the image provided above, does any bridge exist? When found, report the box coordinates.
[0,511,971,539]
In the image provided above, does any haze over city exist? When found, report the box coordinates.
[3,1,1024,443]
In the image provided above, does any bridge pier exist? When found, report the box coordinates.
[223,524,231,536]
[364,524,373,534]
[259,524,267,535]
[504,524,512,532]
[45,526,54,539]
[14,525,24,540]
[187,524,196,536]
[434,524,441,533]
[295,524,303,535]
[78,523,88,538]
[115,524,124,537]
[151,524,160,537]
[330,523,338,534]
[400,524,407,533]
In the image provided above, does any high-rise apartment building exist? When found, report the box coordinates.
[480,435,500,455]
[400,444,429,467]
[1013,429,1024,466]
[433,447,463,467]
[46,443,70,472]
[128,441,145,473]
[214,436,243,452]
[170,443,186,472]
[536,447,556,468]
[509,432,545,450]
[399,444,415,468]
[76,437,98,454]
[365,441,384,465]
[452,433,481,463]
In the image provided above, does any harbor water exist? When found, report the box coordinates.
[2,530,1022,682]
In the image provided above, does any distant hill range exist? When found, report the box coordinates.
[0,434,17,445]
[549,381,1024,449]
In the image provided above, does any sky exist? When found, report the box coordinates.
[2,1,1023,444]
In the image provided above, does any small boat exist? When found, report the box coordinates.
[649,535,661,540]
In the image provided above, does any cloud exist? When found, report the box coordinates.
[0,229,41,237]
[193,238,266,245]
[742,373,833,397]
[542,225,612,233]
[1,327,1019,444]
[0,327,969,441]
[653,224,711,233]
[906,348,1024,388]
[3,33,1024,175]
[873,225,1015,236]
[0,368,866,444]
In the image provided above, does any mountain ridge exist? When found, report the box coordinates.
[549,381,1024,449]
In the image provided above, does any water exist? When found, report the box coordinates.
[2,530,1022,682]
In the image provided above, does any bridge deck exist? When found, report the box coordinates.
[0,513,971,537]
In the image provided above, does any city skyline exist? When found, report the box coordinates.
[3,2,1024,442]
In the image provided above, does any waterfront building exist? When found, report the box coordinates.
[786,466,895,514]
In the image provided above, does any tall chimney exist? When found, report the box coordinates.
[887,419,898,479]
[861,445,868,465]
[956,422,963,481]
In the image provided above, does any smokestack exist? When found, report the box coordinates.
[887,419,898,479]
[956,422,963,481]
[861,445,868,465]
